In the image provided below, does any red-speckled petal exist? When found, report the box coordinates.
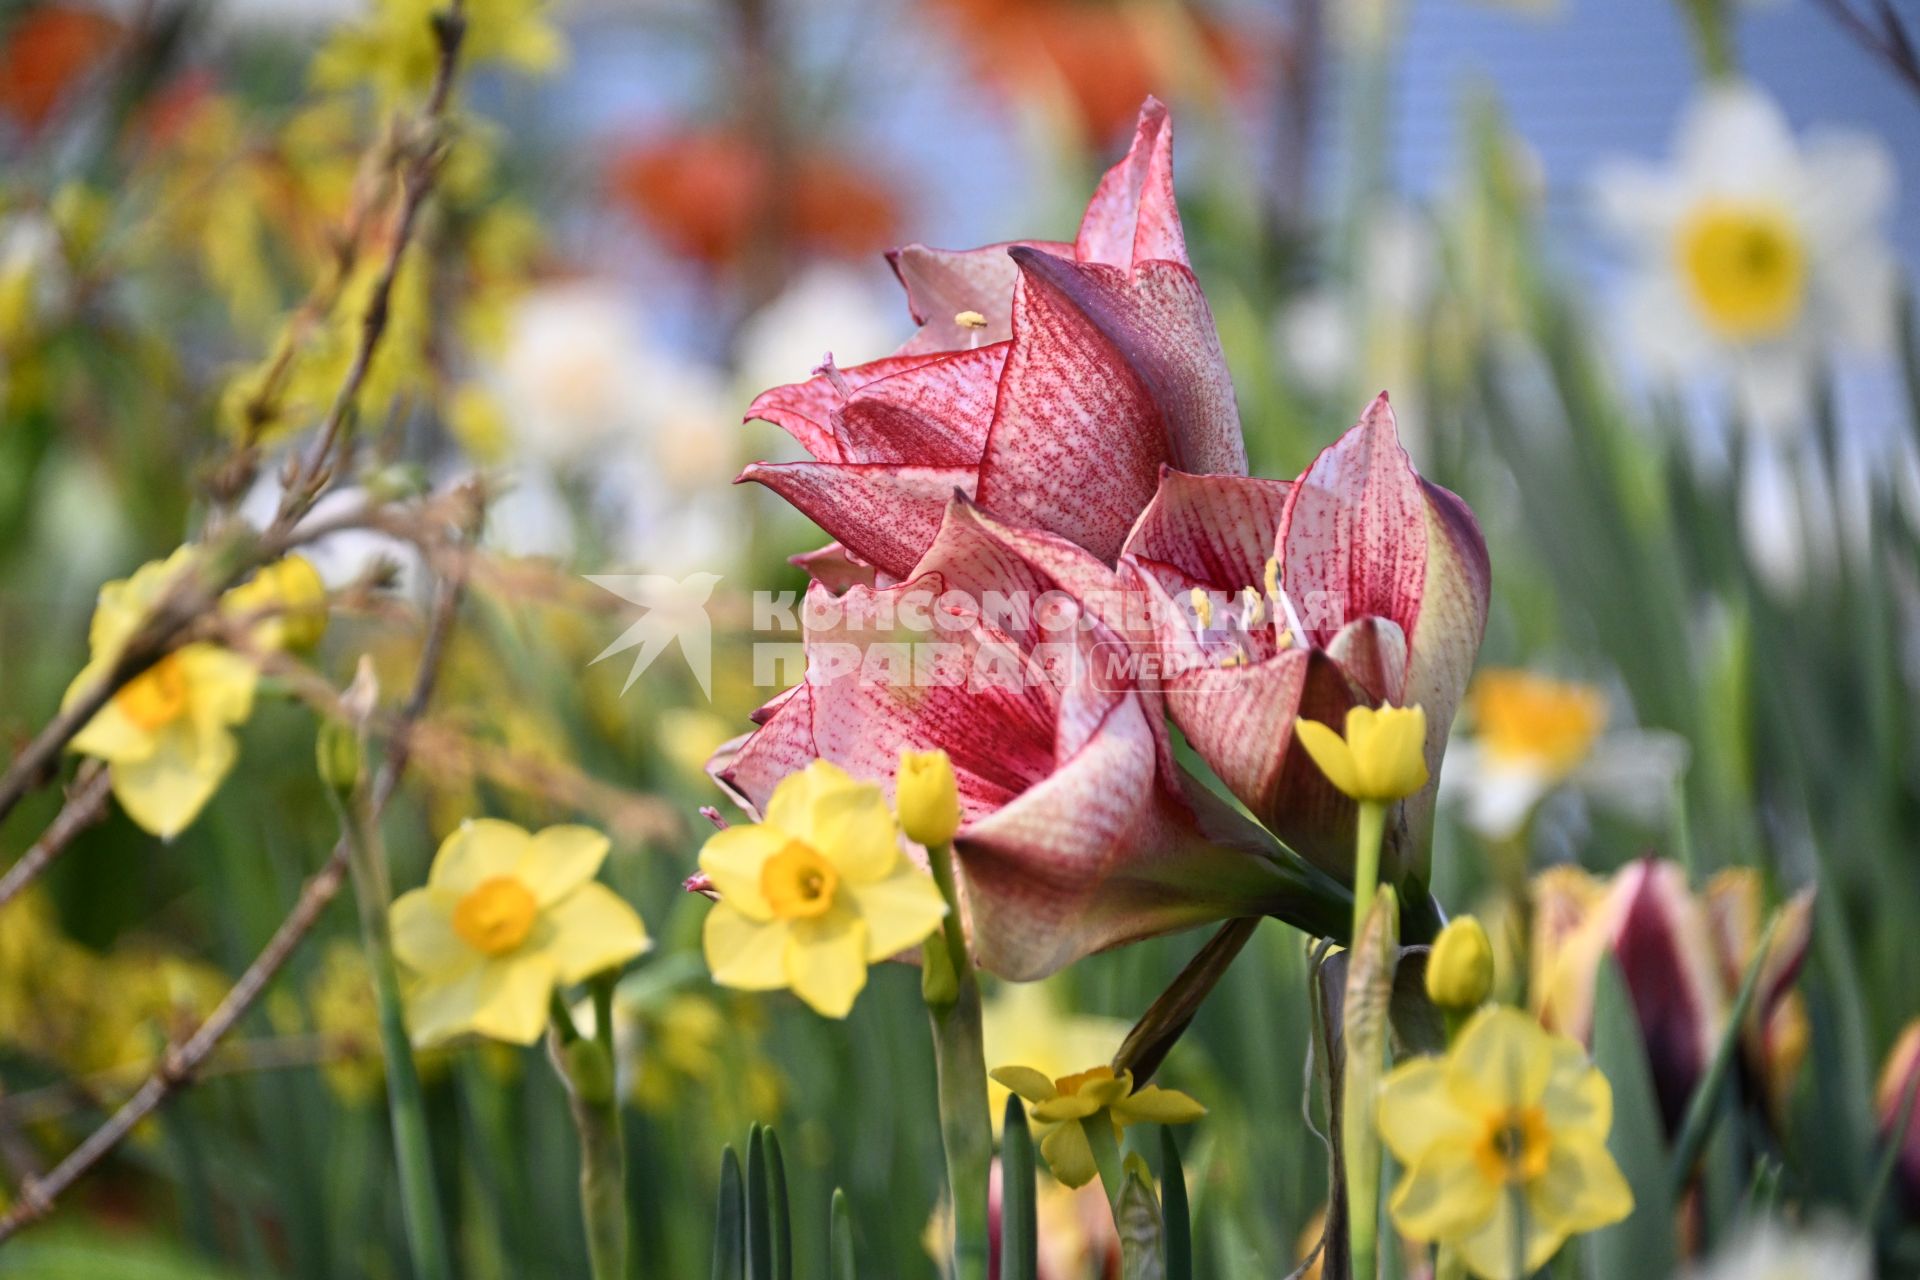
[1075,97,1188,271]
[1121,468,1292,590]
[737,461,975,581]
[887,240,1074,354]
[836,342,1009,465]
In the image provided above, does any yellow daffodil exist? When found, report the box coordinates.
[65,548,258,838]
[392,820,649,1047]
[1426,915,1496,1012]
[991,1063,1204,1189]
[1296,704,1429,804]
[698,760,948,1018]
[1376,1007,1631,1280]
[982,981,1127,1136]
[223,554,328,652]
[896,748,961,848]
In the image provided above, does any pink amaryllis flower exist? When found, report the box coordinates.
[741,97,1245,579]
[1533,858,1815,1132]
[709,497,1348,980]
[1118,394,1490,886]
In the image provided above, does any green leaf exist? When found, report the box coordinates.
[763,1128,793,1280]
[746,1125,773,1280]
[1583,956,1677,1277]
[712,1145,745,1280]
[1670,916,1777,1184]
[1000,1096,1038,1280]
[1160,1129,1191,1280]
[829,1188,856,1280]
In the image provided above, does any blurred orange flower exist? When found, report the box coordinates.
[0,5,123,133]
[929,0,1255,142]
[606,127,900,269]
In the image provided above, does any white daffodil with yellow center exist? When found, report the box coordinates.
[698,760,948,1019]
[1376,1007,1632,1280]
[1595,83,1896,438]
[1443,670,1688,843]
[392,820,650,1047]
[64,548,259,839]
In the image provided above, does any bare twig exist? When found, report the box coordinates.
[1814,0,1920,99]
[0,6,473,1241]
[0,767,113,915]
[0,503,476,1245]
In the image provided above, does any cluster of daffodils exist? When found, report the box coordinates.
[392,820,650,1046]
[64,548,326,838]
[696,758,950,1018]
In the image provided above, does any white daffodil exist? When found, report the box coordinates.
[1593,83,1898,439]
[1443,670,1688,844]
[1681,1219,1871,1280]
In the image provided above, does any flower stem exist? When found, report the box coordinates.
[552,976,629,1280]
[331,791,452,1280]
[924,842,990,1280]
[1351,800,1386,945]
[1080,1116,1127,1216]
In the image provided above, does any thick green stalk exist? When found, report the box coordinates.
[924,841,990,1280]
[331,791,451,1280]
[1341,886,1399,1280]
[557,978,629,1280]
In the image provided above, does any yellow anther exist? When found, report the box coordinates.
[1263,557,1281,601]
[1220,651,1246,668]
[1240,585,1266,626]
[1189,588,1213,628]
[954,310,988,330]
[1275,628,1293,649]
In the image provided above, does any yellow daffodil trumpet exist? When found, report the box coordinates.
[991,1062,1203,1197]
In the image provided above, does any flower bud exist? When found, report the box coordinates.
[1425,915,1494,1011]
[315,719,362,795]
[897,748,961,847]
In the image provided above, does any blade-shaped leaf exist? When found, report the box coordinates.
[1583,955,1677,1278]
[1160,1129,1192,1280]
[829,1189,856,1280]
[1000,1098,1039,1280]
[713,1146,745,1280]
[746,1126,772,1280]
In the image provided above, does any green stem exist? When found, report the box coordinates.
[924,842,990,1280]
[1080,1116,1127,1216]
[333,792,452,1280]
[555,983,629,1280]
[1351,801,1386,946]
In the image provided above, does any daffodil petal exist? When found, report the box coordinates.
[514,825,611,907]
[405,953,558,1048]
[784,915,870,1018]
[177,644,258,731]
[535,883,651,983]
[391,887,472,974]
[464,954,561,1045]
[703,902,790,990]
[1115,1085,1206,1126]
[67,666,154,763]
[1294,718,1361,797]
[1452,1188,1562,1280]
[1527,1136,1633,1235]
[1031,1093,1103,1124]
[848,861,948,959]
[1387,1140,1500,1243]
[109,722,232,838]
[430,819,530,895]
[989,1065,1059,1104]
[1540,1036,1613,1144]
[1039,1121,1099,1189]
[698,824,790,922]
[1377,1057,1480,1162]
[1449,1007,1553,1112]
